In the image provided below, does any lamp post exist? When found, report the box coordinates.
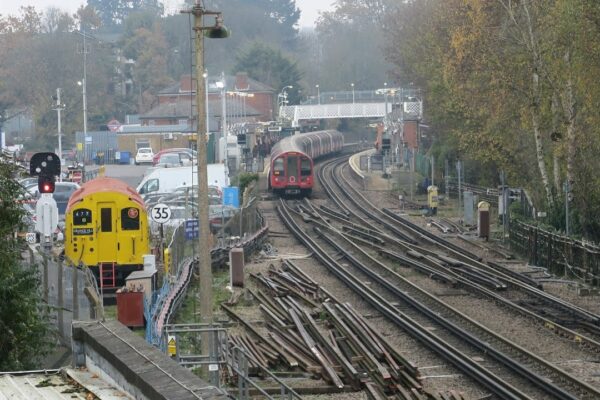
[315,84,320,105]
[383,82,388,126]
[351,83,355,103]
[278,85,292,120]
[183,1,228,373]
[77,79,88,164]
[53,88,64,180]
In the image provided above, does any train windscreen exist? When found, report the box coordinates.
[287,155,298,178]
[273,157,284,175]
[301,157,311,176]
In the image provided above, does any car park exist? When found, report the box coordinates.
[135,147,154,165]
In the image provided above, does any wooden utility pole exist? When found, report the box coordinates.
[183,1,228,376]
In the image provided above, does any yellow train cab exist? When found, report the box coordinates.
[64,177,150,284]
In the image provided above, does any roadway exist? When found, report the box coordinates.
[102,164,149,188]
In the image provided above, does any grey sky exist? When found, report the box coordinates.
[0,0,334,27]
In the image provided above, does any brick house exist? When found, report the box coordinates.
[139,73,276,128]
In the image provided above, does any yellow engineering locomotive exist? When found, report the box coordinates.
[64,177,150,286]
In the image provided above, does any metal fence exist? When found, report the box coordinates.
[509,220,600,286]
[26,247,97,344]
[161,323,301,400]
[75,131,119,165]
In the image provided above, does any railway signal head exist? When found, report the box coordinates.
[38,175,56,194]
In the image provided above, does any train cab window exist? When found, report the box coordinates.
[139,179,159,194]
[73,208,92,225]
[301,157,311,176]
[273,158,284,175]
[100,208,112,232]
[121,207,140,230]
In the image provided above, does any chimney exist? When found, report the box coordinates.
[180,75,195,93]
[235,72,249,91]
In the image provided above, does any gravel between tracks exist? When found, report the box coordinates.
[238,196,484,399]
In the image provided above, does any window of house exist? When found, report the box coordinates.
[136,140,151,150]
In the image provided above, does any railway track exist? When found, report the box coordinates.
[318,156,600,349]
[278,199,600,399]
[276,155,600,398]
[277,200,530,399]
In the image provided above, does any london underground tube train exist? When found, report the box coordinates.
[269,130,344,196]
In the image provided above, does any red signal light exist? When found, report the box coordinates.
[38,175,56,194]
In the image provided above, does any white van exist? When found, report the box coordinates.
[137,164,229,196]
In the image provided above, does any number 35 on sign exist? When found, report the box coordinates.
[151,203,172,224]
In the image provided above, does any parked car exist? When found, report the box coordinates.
[156,153,185,168]
[152,148,197,166]
[135,147,154,165]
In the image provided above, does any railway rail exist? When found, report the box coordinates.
[320,156,600,348]
[277,154,600,398]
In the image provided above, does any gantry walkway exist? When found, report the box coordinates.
[279,88,423,127]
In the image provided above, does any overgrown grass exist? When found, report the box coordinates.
[173,268,231,324]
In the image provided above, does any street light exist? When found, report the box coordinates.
[53,88,65,180]
[383,82,388,126]
[278,85,293,118]
[315,84,320,105]
[351,83,355,103]
[77,80,88,164]
[182,1,229,371]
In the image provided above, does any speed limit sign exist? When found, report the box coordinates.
[151,203,172,224]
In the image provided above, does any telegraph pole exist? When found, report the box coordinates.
[192,2,213,330]
[183,1,228,377]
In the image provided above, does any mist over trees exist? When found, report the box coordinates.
[0,0,394,152]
